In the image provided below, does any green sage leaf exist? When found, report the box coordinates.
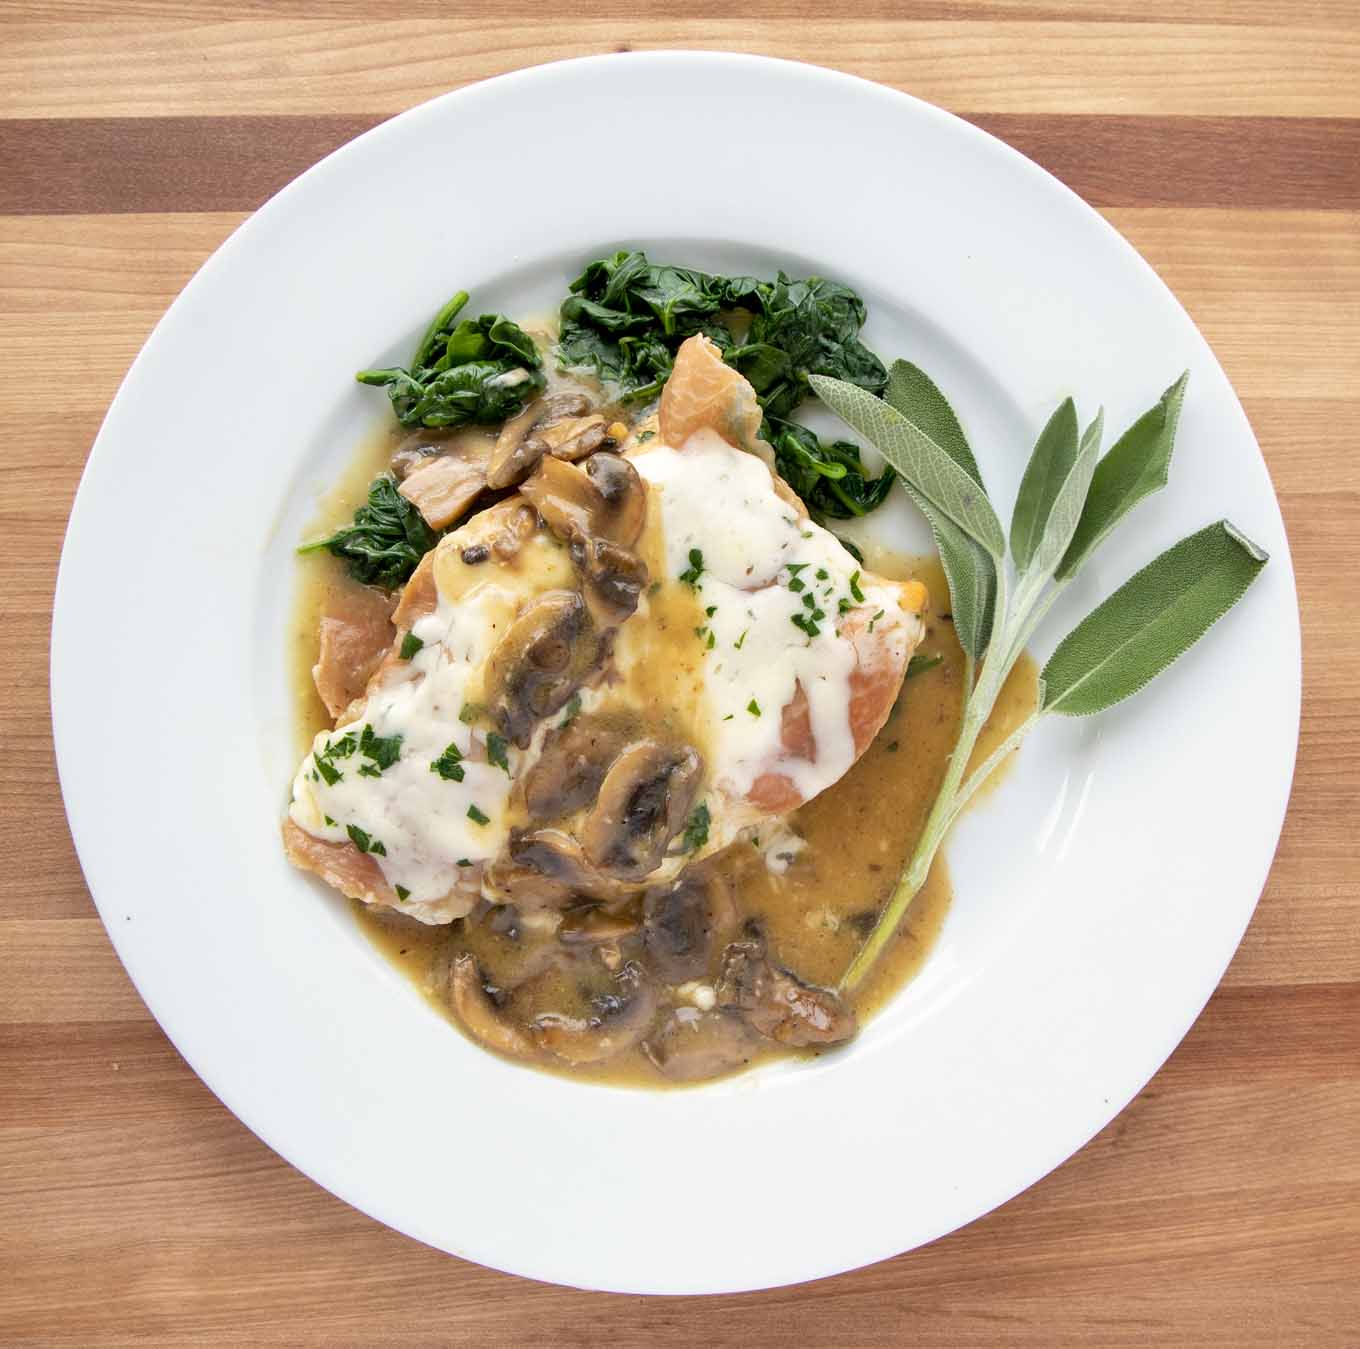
[882,361,997,661]
[809,374,1005,558]
[1022,408,1103,585]
[1010,398,1079,571]
[1057,371,1189,581]
[884,360,984,487]
[1041,519,1268,717]
[907,487,997,662]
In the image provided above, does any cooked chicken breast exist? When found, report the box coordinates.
[285,335,928,923]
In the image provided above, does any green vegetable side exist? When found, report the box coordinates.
[356,291,545,430]
[556,251,895,519]
[297,474,435,589]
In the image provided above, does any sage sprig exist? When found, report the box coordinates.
[809,367,1268,995]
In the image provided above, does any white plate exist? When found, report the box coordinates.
[51,53,1300,1294]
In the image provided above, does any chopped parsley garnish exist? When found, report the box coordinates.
[430,742,465,782]
[815,568,828,580]
[485,731,510,774]
[561,694,582,726]
[788,577,806,593]
[458,702,482,725]
[358,763,381,778]
[907,652,943,679]
[723,713,734,721]
[868,608,885,632]
[358,723,402,772]
[636,429,655,444]
[706,629,715,650]
[747,699,761,716]
[467,804,490,826]
[395,884,411,901]
[734,629,748,650]
[323,815,336,827]
[849,570,865,603]
[314,730,359,785]
[802,592,816,610]
[837,598,852,615]
[399,632,423,660]
[346,824,376,853]
[456,858,472,866]
[786,562,809,575]
[705,605,717,617]
[679,547,704,587]
[886,740,899,753]
[681,801,710,852]
[791,612,823,639]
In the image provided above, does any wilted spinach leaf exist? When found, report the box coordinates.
[555,250,893,519]
[298,474,436,589]
[357,290,545,429]
[767,418,897,520]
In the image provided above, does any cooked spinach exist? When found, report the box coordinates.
[555,251,894,518]
[298,473,436,589]
[357,290,546,429]
[766,418,897,520]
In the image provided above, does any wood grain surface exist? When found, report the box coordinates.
[2,5,1357,1345]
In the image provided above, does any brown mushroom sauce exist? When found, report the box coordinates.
[291,365,1038,1088]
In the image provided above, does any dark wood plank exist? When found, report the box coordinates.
[2,114,1357,216]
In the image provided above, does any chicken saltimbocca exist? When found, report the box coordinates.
[285,261,1031,1084]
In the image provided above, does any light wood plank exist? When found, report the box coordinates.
[7,0,1360,26]
[1,20,1357,119]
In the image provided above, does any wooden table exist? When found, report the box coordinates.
[3,5,1357,1343]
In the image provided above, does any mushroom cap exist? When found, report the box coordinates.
[485,590,604,747]
[530,961,658,1065]
[580,740,703,881]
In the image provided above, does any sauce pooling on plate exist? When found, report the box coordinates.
[285,332,1035,1084]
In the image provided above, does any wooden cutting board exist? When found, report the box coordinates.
[2,5,1357,1344]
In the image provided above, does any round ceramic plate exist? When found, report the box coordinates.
[51,53,1300,1294]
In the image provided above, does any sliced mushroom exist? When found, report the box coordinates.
[503,828,630,905]
[389,443,438,481]
[585,453,646,548]
[643,1007,758,1082]
[518,456,599,543]
[488,502,537,561]
[716,939,857,1048]
[523,716,631,820]
[482,853,575,910]
[642,869,734,983]
[486,393,601,489]
[531,961,658,1065]
[445,953,534,1059]
[558,900,642,947]
[573,536,649,627]
[485,590,603,747]
[580,740,702,880]
[538,391,592,422]
[529,414,608,461]
[399,444,490,530]
[520,453,645,550]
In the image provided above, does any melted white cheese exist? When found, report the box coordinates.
[631,429,914,810]
[288,536,570,904]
